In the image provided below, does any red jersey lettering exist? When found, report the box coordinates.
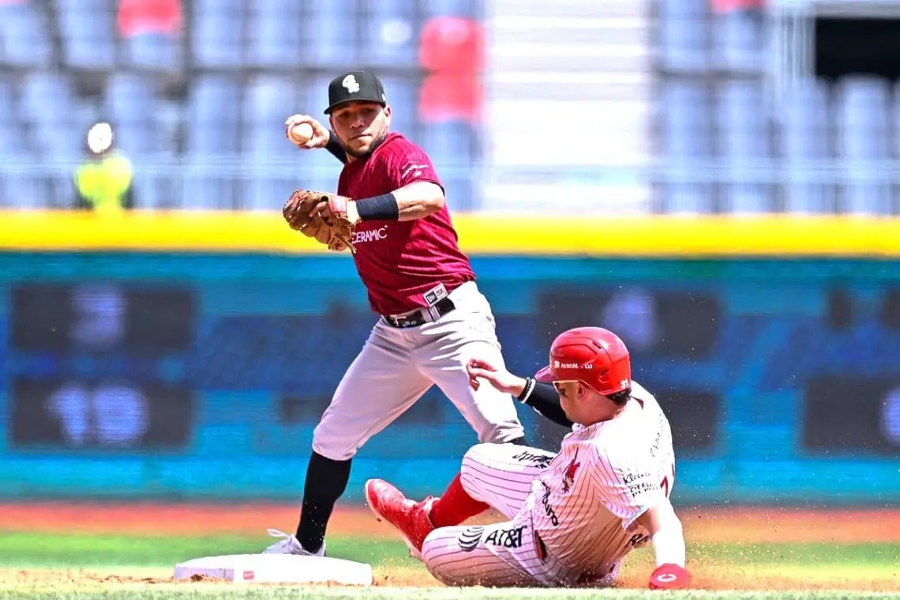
[337,132,476,315]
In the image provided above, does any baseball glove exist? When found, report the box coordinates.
[283,189,356,253]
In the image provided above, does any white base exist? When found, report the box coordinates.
[173,554,373,585]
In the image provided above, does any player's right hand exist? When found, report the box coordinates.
[285,114,330,149]
[466,358,527,396]
[648,564,691,590]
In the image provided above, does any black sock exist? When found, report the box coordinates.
[509,435,528,446]
[295,451,352,553]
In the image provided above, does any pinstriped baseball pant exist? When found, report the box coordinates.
[420,443,567,587]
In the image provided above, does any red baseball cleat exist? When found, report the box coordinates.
[364,478,436,559]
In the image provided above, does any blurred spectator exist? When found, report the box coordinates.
[419,73,482,123]
[419,15,483,73]
[712,0,765,11]
[711,0,765,26]
[73,122,135,214]
[418,16,484,123]
[117,0,181,36]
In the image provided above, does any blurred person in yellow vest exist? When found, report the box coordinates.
[74,121,135,215]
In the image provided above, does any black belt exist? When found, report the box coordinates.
[382,297,456,328]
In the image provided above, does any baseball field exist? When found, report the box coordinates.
[0,503,897,599]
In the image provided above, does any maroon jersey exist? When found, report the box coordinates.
[337,132,476,316]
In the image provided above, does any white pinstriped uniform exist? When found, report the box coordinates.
[420,381,676,587]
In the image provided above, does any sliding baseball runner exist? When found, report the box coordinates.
[365,327,691,589]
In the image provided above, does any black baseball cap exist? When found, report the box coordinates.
[324,71,387,115]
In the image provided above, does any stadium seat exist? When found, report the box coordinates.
[243,75,304,210]
[0,102,62,207]
[0,120,18,158]
[187,75,241,154]
[300,149,342,195]
[782,81,830,160]
[378,75,417,137]
[420,121,478,211]
[420,121,476,167]
[436,170,477,212]
[244,75,302,157]
[836,76,890,160]
[0,145,45,209]
[308,0,359,68]
[39,97,94,203]
[191,0,243,68]
[362,0,418,68]
[716,80,772,212]
[0,0,53,67]
[781,80,833,213]
[892,82,900,157]
[36,118,81,161]
[0,75,14,125]
[835,76,891,214]
[718,81,768,158]
[658,0,709,73]
[57,0,117,71]
[659,80,714,213]
[184,75,242,209]
[662,81,713,158]
[105,73,154,122]
[891,82,900,211]
[104,73,164,155]
[19,73,74,125]
[246,0,302,69]
[124,33,181,71]
[301,74,335,117]
[711,10,764,73]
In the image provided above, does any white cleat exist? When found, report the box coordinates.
[262,529,326,557]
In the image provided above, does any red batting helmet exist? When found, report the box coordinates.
[534,327,632,396]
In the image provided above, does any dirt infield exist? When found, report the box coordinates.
[1,503,898,591]
[1,565,899,593]
[1,502,898,544]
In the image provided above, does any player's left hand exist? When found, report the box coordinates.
[282,189,357,253]
[648,564,691,590]
[310,195,361,226]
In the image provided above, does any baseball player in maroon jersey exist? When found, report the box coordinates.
[263,71,526,557]
[365,327,692,590]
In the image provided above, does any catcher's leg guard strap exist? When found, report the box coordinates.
[296,451,352,553]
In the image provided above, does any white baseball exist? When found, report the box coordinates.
[288,122,314,145]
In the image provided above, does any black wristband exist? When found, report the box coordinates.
[516,377,536,403]
[356,193,400,221]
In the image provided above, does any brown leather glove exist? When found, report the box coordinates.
[282,189,356,253]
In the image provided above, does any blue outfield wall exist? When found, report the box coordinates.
[0,252,899,505]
